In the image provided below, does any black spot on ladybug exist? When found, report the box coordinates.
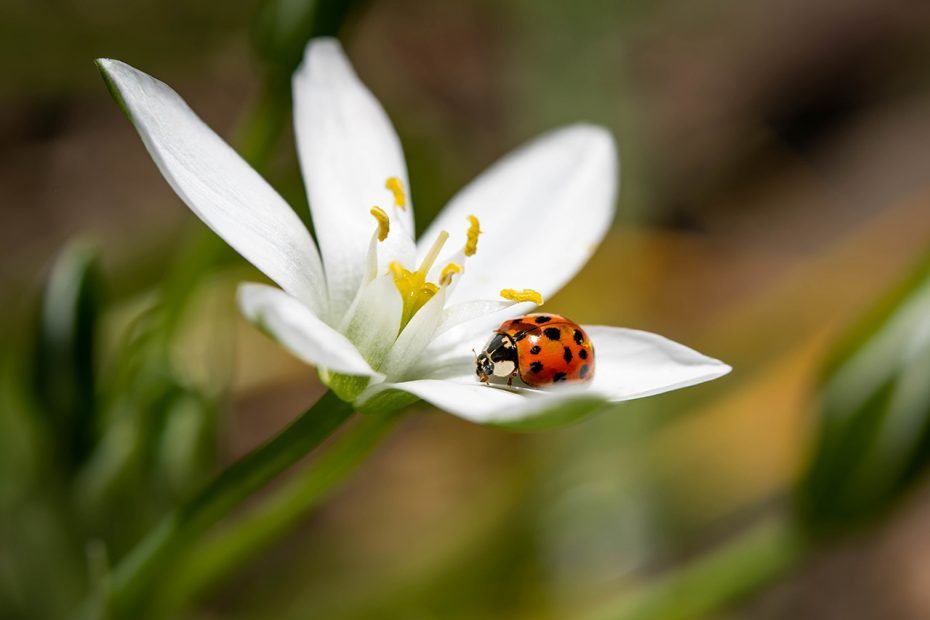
[563,346,573,363]
[534,315,552,324]
[553,372,567,382]
[579,349,588,360]
[544,327,561,340]
[530,361,544,373]
[530,345,541,355]
[513,331,527,342]
[579,364,590,378]
[573,329,584,345]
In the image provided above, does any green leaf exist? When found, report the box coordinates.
[31,240,104,470]
[797,252,930,532]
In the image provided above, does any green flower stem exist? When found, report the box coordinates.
[585,518,808,620]
[156,411,402,617]
[99,390,354,619]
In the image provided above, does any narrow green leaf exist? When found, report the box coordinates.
[32,240,104,470]
[797,252,930,532]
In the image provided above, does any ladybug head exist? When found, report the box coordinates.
[476,333,517,384]
[475,351,494,383]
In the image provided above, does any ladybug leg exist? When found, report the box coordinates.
[507,371,517,388]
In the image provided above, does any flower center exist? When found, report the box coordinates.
[389,230,452,328]
[368,178,543,331]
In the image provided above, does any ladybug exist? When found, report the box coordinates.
[476,313,595,388]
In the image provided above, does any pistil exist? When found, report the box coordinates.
[390,231,450,328]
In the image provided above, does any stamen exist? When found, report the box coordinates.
[440,262,462,286]
[386,177,407,210]
[420,230,449,275]
[500,288,543,305]
[465,215,481,256]
[370,206,390,241]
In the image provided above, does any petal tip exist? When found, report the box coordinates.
[544,123,619,182]
[94,57,136,81]
[95,58,136,116]
[712,361,734,378]
[303,36,348,70]
[559,122,617,150]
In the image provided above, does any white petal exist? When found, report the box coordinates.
[369,379,606,428]
[435,299,515,335]
[237,283,380,378]
[410,301,534,379]
[434,300,535,342]
[584,326,731,400]
[378,286,447,380]
[97,59,326,315]
[420,124,618,304]
[293,38,415,316]
[338,272,402,371]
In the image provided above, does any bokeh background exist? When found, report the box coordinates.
[4,0,930,618]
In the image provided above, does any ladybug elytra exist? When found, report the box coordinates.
[476,313,595,388]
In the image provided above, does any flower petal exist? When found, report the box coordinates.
[420,124,618,304]
[435,299,515,335]
[97,59,326,315]
[378,285,447,380]
[237,283,380,378]
[293,38,416,317]
[367,379,606,428]
[584,326,731,400]
[338,272,402,371]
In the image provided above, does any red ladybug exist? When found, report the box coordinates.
[476,313,595,387]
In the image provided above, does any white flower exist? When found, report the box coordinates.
[96,38,730,427]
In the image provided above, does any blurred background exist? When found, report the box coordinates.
[4,0,930,618]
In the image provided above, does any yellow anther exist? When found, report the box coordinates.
[440,262,463,286]
[386,177,407,210]
[465,215,481,256]
[370,206,390,241]
[500,288,543,305]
